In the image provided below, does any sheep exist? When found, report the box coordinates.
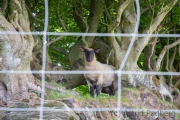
[79,47,118,97]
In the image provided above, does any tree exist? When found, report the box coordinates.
[66,0,180,100]
[0,0,41,104]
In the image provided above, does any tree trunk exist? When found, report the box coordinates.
[144,44,156,71]
[110,0,177,101]
[0,1,41,105]
[68,0,104,68]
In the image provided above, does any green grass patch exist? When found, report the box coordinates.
[157,97,173,107]
[49,81,64,88]
[121,97,130,103]
[176,114,180,119]
[74,84,117,105]
[75,85,89,96]
[123,87,140,94]
[47,89,77,100]
[76,95,117,107]
[47,83,118,103]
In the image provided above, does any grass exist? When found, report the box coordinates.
[46,82,175,114]
[46,81,77,100]
[121,97,130,103]
[122,87,141,95]
[176,114,180,119]
[156,96,173,107]
[48,81,64,88]
[47,89,77,100]
[46,83,118,108]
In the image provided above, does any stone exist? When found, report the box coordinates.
[2,100,80,120]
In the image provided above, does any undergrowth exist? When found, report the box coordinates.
[47,83,117,106]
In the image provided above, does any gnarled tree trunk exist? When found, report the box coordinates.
[0,0,41,105]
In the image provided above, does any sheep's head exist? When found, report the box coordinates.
[79,47,101,62]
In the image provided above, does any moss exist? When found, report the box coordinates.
[76,94,117,106]
[122,87,141,96]
[157,97,173,106]
[176,114,180,119]
[49,81,64,88]
[47,89,77,100]
[178,105,180,109]
[131,105,137,109]
[151,90,161,98]
[75,85,89,96]
[48,90,57,100]
[121,97,130,103]
[152,76,160,86]
[74,84,118,106]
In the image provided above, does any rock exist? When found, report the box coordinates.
[0,111,5,119]
[1,86,178,120]
[61,98,92,119]
[3,100,80,120]
[78,113,86,120]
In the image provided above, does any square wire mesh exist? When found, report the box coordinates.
[0,0,180,120]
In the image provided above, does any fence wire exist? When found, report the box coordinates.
[0,0,180,120]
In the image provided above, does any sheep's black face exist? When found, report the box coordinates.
[84,50,95,62]
[79,47,101,62]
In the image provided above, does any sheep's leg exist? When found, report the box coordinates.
[110,83,115,96]
[90,85,95,97]
[95,85,101,96]
[86,80,95,97]
[104,86,114,96]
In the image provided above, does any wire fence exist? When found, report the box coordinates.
[1,0,180,120]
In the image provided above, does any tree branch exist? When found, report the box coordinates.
[26,5,44,24]
[72,4,88,47]
[106,0,134,68]
[140,5,156,15]
[136,0,178,52]
[168,46,177,86]
[56,2,69,32]
[155,39,180,71]
[108,0,134,32]
[148,36,159,71]
[73,7,87,32]
[174,76,180,88]
[51,45,68,56]
[165,38,170,71]
[179,41,180,56]
[85,0,103,46]
[13,0,22,13]
[1,0,7,13]
[46,36,65,47]
[102,0,112,22]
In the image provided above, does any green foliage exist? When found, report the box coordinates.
[75,85,89,96]
[20,0,180,71]
[47,90,77,100]
[177,113,180,119]
[137,52,145,70]
[48,36,77,69]
[75,93,117,107]
[121,96,130,103]
[47,83,117,103]
[48,90,58,100]
[49,81,64,88]
[47,82,74,100]
[75,85,115,98]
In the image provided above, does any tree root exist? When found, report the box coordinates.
[33,76,67,93]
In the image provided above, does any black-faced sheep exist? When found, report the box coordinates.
[79,47,118,97]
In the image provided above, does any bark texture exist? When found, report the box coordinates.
[0,1,41,105]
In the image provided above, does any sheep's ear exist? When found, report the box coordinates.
[95,48,101,53]
[79,47,85,52]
